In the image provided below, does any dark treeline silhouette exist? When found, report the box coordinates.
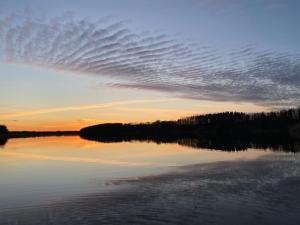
[0,125,9,146]
[80,108,300,152]
[4,131,79,138]
[0,125,8,135]
[177,108,300,140]
[0,125,79,147]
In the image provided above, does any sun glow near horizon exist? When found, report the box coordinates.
[0,63,270,131]
[1,1,299,131]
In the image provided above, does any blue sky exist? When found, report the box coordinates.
[0,0,299,130]
[1,0,299,52]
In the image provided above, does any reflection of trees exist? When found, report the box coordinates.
[80,134,300,152]
[177,138,300,152]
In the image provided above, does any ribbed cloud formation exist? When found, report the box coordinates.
[0,12,299,107]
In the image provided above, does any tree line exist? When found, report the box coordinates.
[80,108,300,152]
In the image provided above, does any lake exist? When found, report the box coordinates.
[0,136,299,225]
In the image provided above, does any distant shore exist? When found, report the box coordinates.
[0,131,79,146]
[2,131,79,138]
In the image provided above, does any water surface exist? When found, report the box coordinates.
[0,136,299,224]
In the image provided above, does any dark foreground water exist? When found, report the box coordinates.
[1,157,300,225]
[0,137,299,224]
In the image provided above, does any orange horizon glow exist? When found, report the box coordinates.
[0,63,271,132]
[2,102,269,131]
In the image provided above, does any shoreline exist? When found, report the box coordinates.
[0,131,79,146]
[2,131,79,138]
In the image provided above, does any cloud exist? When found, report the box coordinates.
[0,12,299,108]
[0,98,178,118]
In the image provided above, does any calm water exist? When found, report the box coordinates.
[0,136,299,225]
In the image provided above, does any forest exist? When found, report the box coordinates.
[79,108,300,151]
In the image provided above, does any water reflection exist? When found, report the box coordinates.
[80,135,300,152]
[0,136,299,224]
[177,138,300,152]
[1,153,299,225]
[2,133,300,152]
[0,136,270,211]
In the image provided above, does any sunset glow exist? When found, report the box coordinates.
[1,0,299,130]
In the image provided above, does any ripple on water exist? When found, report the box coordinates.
[0,154,300,225]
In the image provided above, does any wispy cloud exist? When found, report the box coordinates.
[0,98,178,118]
[0,12,299,107]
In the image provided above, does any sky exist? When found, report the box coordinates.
[0,0,299,131]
